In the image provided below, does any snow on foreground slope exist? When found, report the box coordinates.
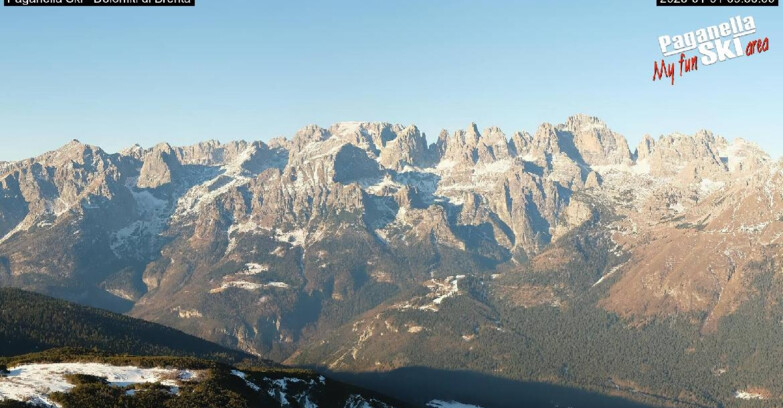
[230,370,395,408]
[0,362,200,406]
[0,362,401,408]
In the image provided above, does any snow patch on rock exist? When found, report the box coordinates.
[345,394,393,408]
[209,280,290,293]
[172,307,203,319]
[240,263,269,275]
[275,228,307,247]
[394,275,466,312]
[110,185,169,260]
[734,390,765,400]
[230,370,260,392]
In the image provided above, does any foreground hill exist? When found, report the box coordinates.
[0,290,410,407]
[0,288,257,363]
[0,350,405,408]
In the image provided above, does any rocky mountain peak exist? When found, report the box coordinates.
[644,131,725,177]
[437,123,515,165]
[557,114,631,166]
[715,137,770,173]
[510,131,532,157]
[291,125,329,154]
[477,126,512,162]
[530,122,561,159]
[53,138,94,155]
[327,122,381,153]
[25,140,114,173]
[377,124,429,170]
[137,142,182,188]
[439,127,478,164]
[119,144,145,160]
[561,113,607,130]
[466,122,481,142]
[636,134,655,161]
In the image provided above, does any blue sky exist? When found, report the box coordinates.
[0,1,781,161]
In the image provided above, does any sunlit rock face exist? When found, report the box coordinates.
[0,114,777,370]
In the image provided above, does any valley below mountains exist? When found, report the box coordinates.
[2,114,782,407]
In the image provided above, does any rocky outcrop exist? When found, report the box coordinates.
[636,134,655,161]
[137,143,182,188]
[378,125,430,169]
[644,130,725,178]
[558,114,632,166]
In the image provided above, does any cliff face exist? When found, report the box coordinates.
[0,114,778,372]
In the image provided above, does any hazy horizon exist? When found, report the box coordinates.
[1,1,780,161]
[3,113,779,163]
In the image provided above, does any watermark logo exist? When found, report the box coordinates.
[653,15,769,85]
[4,0,194,6]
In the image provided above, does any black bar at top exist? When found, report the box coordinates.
[658,0,777,6]
[5,0,194,6]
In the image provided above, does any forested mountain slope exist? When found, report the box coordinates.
[1,115,782,406]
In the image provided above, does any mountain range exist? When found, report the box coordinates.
[1,114,781,407]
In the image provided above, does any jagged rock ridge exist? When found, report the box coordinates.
[0,114,780,406]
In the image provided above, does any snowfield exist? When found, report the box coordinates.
[229,370,383,408]
[734,390,765,400]
[230,369,261,391]
[241,262,270,275]
[393,275,465,312]
[0,362,201,407]
[209,280,290,293]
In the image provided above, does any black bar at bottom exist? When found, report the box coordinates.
[657,0,777,6]
[5,0,194,6]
